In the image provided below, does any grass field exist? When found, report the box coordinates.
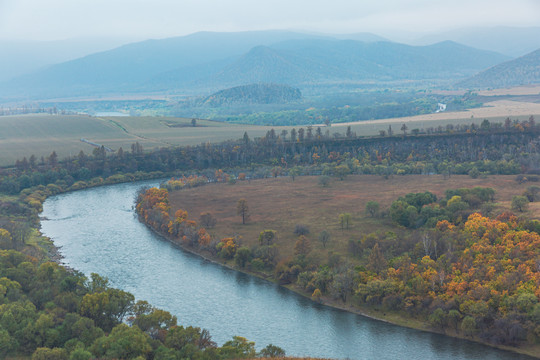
[0,114,135,166]
[168,174,535,261]
[2,97,540,167]
[103,116,286,147]
[336,99,540,130]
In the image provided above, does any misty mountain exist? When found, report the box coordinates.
[0,31,510,100]
[0,37,138,82]
[0,30,333,99]
[457,48,540,89]
[413,26,540,57]
[196,39,509,89]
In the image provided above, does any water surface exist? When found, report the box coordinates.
[40,181,535,360]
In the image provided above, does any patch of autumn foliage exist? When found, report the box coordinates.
[355,213,540,345]
[136,186,235,256]
[136,187,170,233]
[162,175,208,191]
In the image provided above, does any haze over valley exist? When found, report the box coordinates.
[1,1,540,359]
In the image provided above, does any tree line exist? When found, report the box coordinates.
[2,117,539,196]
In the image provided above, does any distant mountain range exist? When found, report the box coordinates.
[457,48,540,89]
[412,26,540,57]
[0,30,511,100]
[0,37,141,82]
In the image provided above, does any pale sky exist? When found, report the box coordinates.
[1,0,540,41]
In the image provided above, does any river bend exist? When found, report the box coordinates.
[40,181,535,360]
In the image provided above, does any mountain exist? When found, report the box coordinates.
[0,37,138,82]
[0,31,510,100]
[201,83,302,107]
[413,26,540,57]
[457,48,540,89]
[0,30,331,99]
[196,40,509,89]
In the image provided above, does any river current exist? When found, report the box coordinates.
[40,180,535,360]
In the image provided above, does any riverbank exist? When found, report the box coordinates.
[137,213,540,359]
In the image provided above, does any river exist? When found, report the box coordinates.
[40,180,535,360]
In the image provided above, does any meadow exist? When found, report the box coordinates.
[168,174,536,260]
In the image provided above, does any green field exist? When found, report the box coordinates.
[1,111,538,167]
[0,114,279,166]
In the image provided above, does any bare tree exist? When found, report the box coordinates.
[236,199,250,225]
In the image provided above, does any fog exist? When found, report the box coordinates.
[1,0,539,41]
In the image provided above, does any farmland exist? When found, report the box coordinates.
[2,96,540,167]
[0,114,279,166]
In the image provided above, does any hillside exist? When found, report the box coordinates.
[201,84,302,106]
[414,26,540,57]
[458,48,540,89]
[0,32,509,100]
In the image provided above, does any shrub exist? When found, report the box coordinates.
[294,224,310,236]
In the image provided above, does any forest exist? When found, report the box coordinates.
[0,116,539,358]
[169,90,480,126]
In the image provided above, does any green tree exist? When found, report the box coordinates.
[318,175,331,187]
[468,167,480,179]
[258,230,276,246]
[334,165,350,180]
[367,243,387,275]
[220,336,256,359]
[0,229,13,249]
[70,317,104,347]
[32,347,68,360]
[401,123,408,135]
[234,247,252,268]
[259,344,286,357]
[0,329,14,358]
[429,308,447,330]
[318,230,331,248]
[79,288,135,331]
[165,326,201,351]
[132,308,177,339]
[288,167,301,181]
[365,201,380,217]
[523,185,540,202]
[339,213,352,230]
[447,309,462,332]
[90,324,151,359]
[511,195,528,212]
[460,316,477,337]
[69,348,92,360]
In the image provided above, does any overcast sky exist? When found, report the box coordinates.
[1,0,540,41]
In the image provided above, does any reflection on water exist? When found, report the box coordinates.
[40,181,535,360]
